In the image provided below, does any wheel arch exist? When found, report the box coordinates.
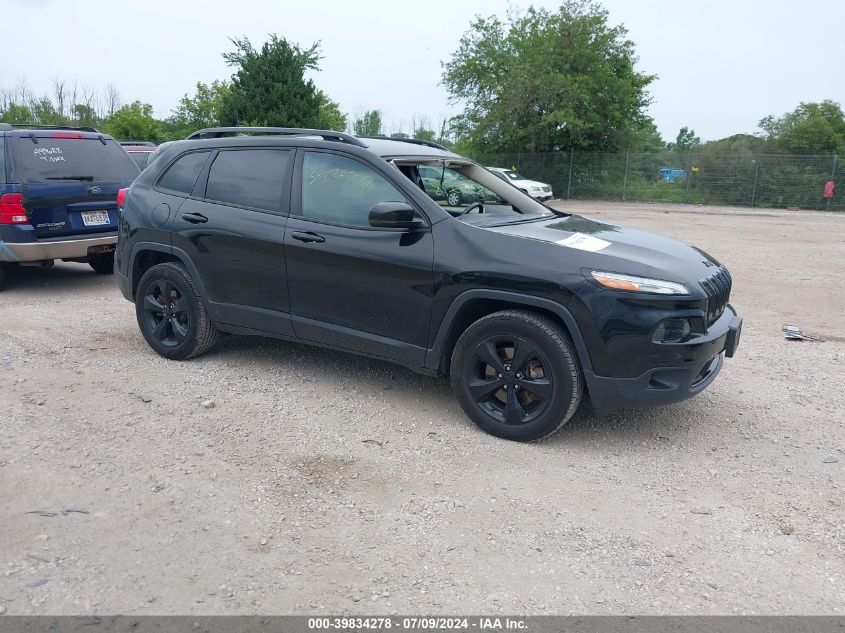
[129,243,208,302]
[426,290,594,377]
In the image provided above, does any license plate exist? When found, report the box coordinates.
[81,210,110,226]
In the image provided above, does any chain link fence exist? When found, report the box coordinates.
[479,150,842,210]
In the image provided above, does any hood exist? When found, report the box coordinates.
[511,178,549,190]
[484,214,721,288]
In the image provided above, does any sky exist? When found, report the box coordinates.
[2,0,844,142]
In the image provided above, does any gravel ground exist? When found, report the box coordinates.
[0,201,843,615]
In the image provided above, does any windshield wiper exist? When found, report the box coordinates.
[44,176,94,181]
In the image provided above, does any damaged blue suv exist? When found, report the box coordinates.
[115,127,742,441]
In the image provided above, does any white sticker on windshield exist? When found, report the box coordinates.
[556,232,611,252]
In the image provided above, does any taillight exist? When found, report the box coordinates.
[116,188,128,207]
[0,193,29,224]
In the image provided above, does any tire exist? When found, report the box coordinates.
[88,252,115,274]
[447,189,463,206]
[450,310,582,441]
[0,263,8,291]
[135,262,219,360]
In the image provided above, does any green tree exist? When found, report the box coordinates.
[0,102,34,124]
[759,100,845,153]
[166,80,230,138]
[221,35,323,127]
[315,90,347,131]
[442,0,655,155]
[352,110,383,136]
[669,126,700,152]
[103,101,162,141]
[30,97,65,125]
[414,127,437,141]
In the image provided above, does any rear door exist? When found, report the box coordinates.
[10,131,139,239]
[169,147,295,335]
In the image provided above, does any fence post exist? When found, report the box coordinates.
[683,152,692,204]
[750,160,760,207]
[566,147,574,199]
[828,149,837,211]
[622,151,630,201]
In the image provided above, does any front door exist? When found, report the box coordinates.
[284,149,434,366]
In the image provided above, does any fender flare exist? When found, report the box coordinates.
[425,289,594,374]
[128,241,209,302]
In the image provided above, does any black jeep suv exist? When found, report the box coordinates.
[115,127,742,441]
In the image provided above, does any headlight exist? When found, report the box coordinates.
[531,186,541,191]
[591,271,690,295]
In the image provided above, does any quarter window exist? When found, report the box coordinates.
[300,152,405,228]
[158,151,210,195]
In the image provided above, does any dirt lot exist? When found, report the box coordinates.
[1,201,843,615]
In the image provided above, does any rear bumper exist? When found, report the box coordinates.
[0,233,117,263]
[585,305,742,412]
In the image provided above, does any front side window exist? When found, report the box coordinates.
[204,149,291,212]
[300,152,405,228]
[158,151,210,195]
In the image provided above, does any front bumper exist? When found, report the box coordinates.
[585,305,742,412]
[0,233,117,263]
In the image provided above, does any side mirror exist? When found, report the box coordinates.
[368,202,424,230]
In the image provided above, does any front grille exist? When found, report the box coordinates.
[699,267,732,325]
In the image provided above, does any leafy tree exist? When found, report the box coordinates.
[221,35,323,127]
[352,110,383,136]
[72,103,99,129]
[103,101,161,141]
[442,0,655,155]
[414,127,437,141]
[0,102,34,124]
[30,97,64,125]
[759,100,845,153]
[315,90,347,131]
[167,80,230,138]
[668,126,700,152]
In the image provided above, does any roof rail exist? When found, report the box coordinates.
[361,136,449,151]
[186,126,368,148]
[3,123,101,133]
[119,140,156,147]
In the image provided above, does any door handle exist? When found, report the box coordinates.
[181,212,208,224]
[290,231,325,244]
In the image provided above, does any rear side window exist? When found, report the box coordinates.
[158,151,210,195]
[204,149,291,212]
[10,136,139,183]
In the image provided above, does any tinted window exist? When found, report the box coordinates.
[301,152,405,227]
[10,136,139,183]
[0,136,5,184]
[205,149,290,212]
[158,151,210,195]
[128,152,150,168]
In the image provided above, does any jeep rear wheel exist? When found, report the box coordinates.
[450,310,582,441]
[88,252,115,274]
[447,189,463,206]
[135,262,219,360]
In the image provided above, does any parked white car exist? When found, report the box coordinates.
[487,167,554,202]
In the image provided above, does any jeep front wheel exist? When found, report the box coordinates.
[450,310,582,441]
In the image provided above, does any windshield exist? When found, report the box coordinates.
[11,136,140,183]
[395,159,555,220]
[501,170,524,180]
